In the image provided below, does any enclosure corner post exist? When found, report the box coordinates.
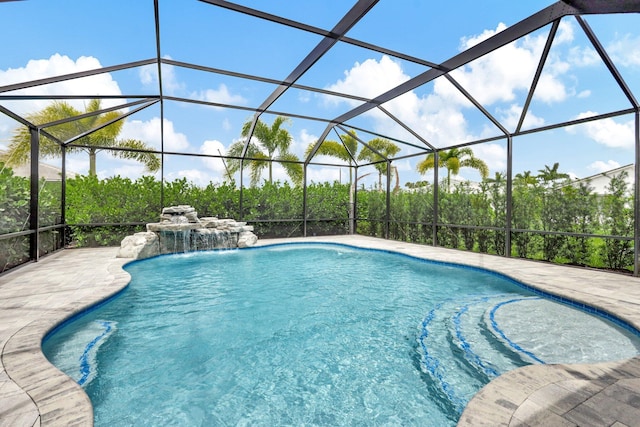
[351,167,358,235]
[432,151,439,247]
[239,160,244,222]
[634,110,639,277]
[385,160,391,240]
[61,145,67,247]
[29,127,40,262]
[506,135,513,258]
[303,164,308,237]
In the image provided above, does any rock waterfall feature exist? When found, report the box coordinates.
[117,205,258,259]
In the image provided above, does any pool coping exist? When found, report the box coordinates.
[1,235,640,426]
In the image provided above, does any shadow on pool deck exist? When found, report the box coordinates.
[2,235,640,426]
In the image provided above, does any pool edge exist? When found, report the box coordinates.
[0,248,130,427]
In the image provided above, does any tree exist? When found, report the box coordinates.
[561,181,597,266]
[537,162,569,185]
[482,172,507,255]
[305,130,385,233]
[512,173,542,258]
[227,116,302,186]
[304,129,359,184]
[417,147,489,191]
[484,171,506,185]
[601,171,634,270]
[515,170,538,185]
[1,100,160,177]
[357,137,401,190]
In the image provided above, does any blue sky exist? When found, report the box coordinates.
[0,0,638,188]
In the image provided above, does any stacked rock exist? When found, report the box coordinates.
[117,205,258,259]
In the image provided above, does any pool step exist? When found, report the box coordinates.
[416,295,538,414]
[44,319,118,387]
[451,296,527,379]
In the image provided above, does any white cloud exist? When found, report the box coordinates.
[473,143,507,172]
[222,118,232,131]
[607,33,640,67]
[295,129,317,158]
[533,72,568,103]
[298,90,311,103]
[589,160,621,173]
[270,163,289,184]
[297,129,317,147]
[0,54,124,141]
[139,57,185,95]
[451,21,578,106]
[321,23,573,150]
[103,162,149,180]
[568,46,600,67]
[122,117,189,151]
[496,103,545,131]
[65,156,90,176]
[200,139,228,175]
[459,23,509,50]
[577,89,591,98]
[306,167,341,183]
[191,84,247,107]
[165,169,218,187]
[566,111,634,148]
[324,55,410,102]
[393,158,412,172]
[555,20,575,45]
[451,34,542,105]
[0,54,122,113]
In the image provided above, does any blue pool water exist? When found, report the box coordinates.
[43,243,640,426]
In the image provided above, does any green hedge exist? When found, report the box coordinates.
[0,168,635,273]
[0,164,62,271]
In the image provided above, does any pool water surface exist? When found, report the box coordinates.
[42,243,640,426]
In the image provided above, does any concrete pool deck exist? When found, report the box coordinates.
[2,235,640,426]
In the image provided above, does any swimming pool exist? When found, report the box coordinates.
[42,243,640,426]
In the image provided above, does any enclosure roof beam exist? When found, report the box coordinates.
[336,123,389,163]
[161,58,373,104]
[575,15,639,109]
[516,20,560,134]
[62,100,159,146]
[0,104,64,146]
[237,0,378,159]
[38,99,156,130]
[326,127,359,167]
[162,96,341,125]
[377,106,436,151]
[254,0,378,113]
[561,0,640,14]
[0,59,156,94]
[304,124,337,166]
[198,0,441,70]
[329,0,640,127]
[0,94,157,101]
[444,74,509,136]
[337,122,425,151]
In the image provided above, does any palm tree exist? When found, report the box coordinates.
[417,147,489,191]
[227,116,302,186]
[304,129,359,184]
[357,137,401,190]
[1,100,160,177]
[537,162,569,185]
[485,171,506,184]
[515,170,538,185]
[305,130,376,234]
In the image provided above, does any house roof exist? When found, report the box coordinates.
[0,150,77,181]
